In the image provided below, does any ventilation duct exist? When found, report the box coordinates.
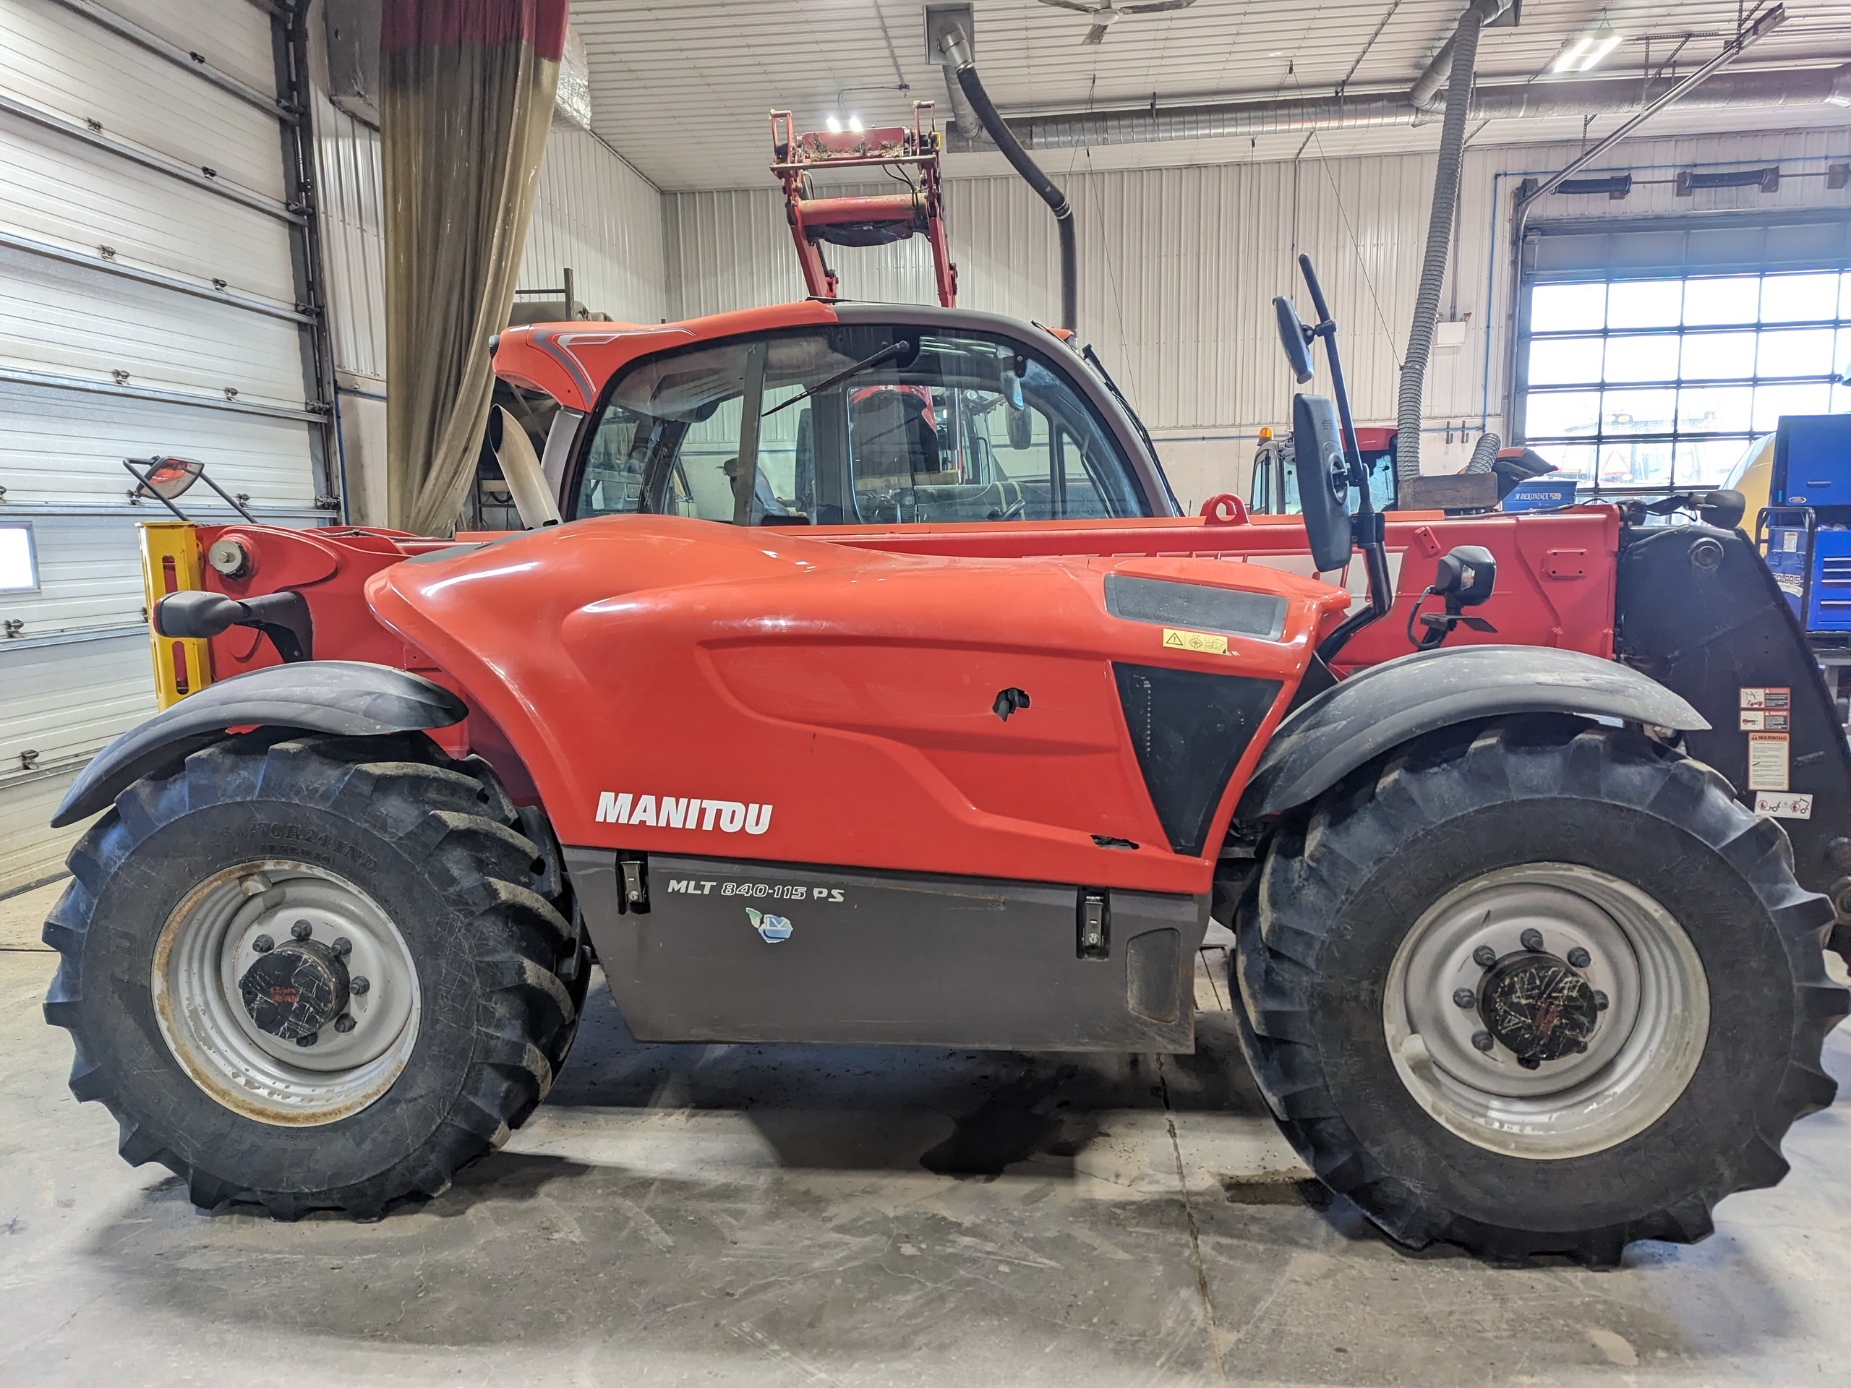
[943,64,1851,153]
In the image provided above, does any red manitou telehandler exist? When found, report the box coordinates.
[42,114,1846,1265]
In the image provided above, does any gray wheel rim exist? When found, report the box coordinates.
[152,860,421,1127]
[1382,863,1709,1159]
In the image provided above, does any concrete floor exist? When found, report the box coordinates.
[3,876,1850,1387]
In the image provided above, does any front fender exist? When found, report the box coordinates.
[1235,645,1708,819]
[51,661,466,827]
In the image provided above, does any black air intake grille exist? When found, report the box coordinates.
[1114,664,1281,855]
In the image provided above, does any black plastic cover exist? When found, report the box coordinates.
[52,661,467,827]
[1105,573,1287,641]
[1236,644,1707,819]
[1113,664,1282,855]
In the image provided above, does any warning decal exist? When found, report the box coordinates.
[1755,792,1814,820]
[1739,687,1791,710]
[1162,627,1229,656]
[1739,710,1791,731]
[1747,732,1790,792]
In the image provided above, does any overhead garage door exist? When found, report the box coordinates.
[1512,208,1851,495]
[0,0,335,893]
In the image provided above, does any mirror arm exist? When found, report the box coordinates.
[1298,254,1391,666]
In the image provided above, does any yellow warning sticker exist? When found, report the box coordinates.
[1162,627,1229,656]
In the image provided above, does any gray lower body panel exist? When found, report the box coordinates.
[564,849,1207,1052]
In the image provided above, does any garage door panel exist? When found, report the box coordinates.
[0,381,316,506]
[0,515,145,634]
[1,0,286,201]
[0,630,155,765]
[1,245,308,408]
[107,0,279,94]
[0,123,297,303]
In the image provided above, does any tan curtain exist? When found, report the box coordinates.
[381,0,566,535]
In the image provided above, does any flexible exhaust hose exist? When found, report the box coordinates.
[940,27,1079,333]
[1465,429,1501,472]
[1395,0,1490,482]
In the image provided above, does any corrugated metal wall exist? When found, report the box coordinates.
[664,128,1851,508]
[311,115,668,388]
[522,129,667,326]
[310,78,669,522]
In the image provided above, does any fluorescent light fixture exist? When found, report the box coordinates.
[1553,20,1620,73]
[848,114,864,133]
[825,115,843,133]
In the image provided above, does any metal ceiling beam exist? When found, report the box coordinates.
[944,61,1851,153]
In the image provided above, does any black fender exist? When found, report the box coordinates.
[51,661,467,827]
[1236,645,1708,819]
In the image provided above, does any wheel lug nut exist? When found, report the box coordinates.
[1452,988,1477,1009]
[1566,947,1591,969]
[296,1031,319,1047]
[1517,1055,1541,1070]
[251,934,273,953]
[1520,928,1545,952]
[334,1014,357,1034]
[350,976,370,996]
[290,919,313,941]
[331,936,353,959]
[1593,989,1609,1011]
[1471,1030,1495,1052]
[1472,945,1497,969]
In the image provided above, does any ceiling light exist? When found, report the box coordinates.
[848,114,864,133]
[1553,20,1620,74]
[826,115,843,133]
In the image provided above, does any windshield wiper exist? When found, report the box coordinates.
[763,339,911,418]
[1081,344,1158,462]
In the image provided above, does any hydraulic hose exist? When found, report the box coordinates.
[1396,0,1496,482]
[939,26,1078,333]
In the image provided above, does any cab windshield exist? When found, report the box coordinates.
[572,326,1147,525]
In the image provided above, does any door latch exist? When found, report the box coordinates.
[1077,889,1110,959]
[619,858,649,914]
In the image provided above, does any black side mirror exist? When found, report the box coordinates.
[1409,545,1498,650]
[1700,489,1747,529]
[1273,297,1315,385]
[1290,393,1352,572]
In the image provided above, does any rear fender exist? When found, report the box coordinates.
[51,661,466,827]
[1235,645,1707,819]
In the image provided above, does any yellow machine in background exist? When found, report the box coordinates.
[1726,434,1775,526]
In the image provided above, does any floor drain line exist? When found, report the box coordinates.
[1158,1055,1230,1387]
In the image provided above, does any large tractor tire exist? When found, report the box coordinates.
[1235,715,1847,1265]
[42,732,582,1221]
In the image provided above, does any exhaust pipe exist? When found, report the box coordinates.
[1396,0,1506,482]
[938,25,1078,334]
[489,406,562,529]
